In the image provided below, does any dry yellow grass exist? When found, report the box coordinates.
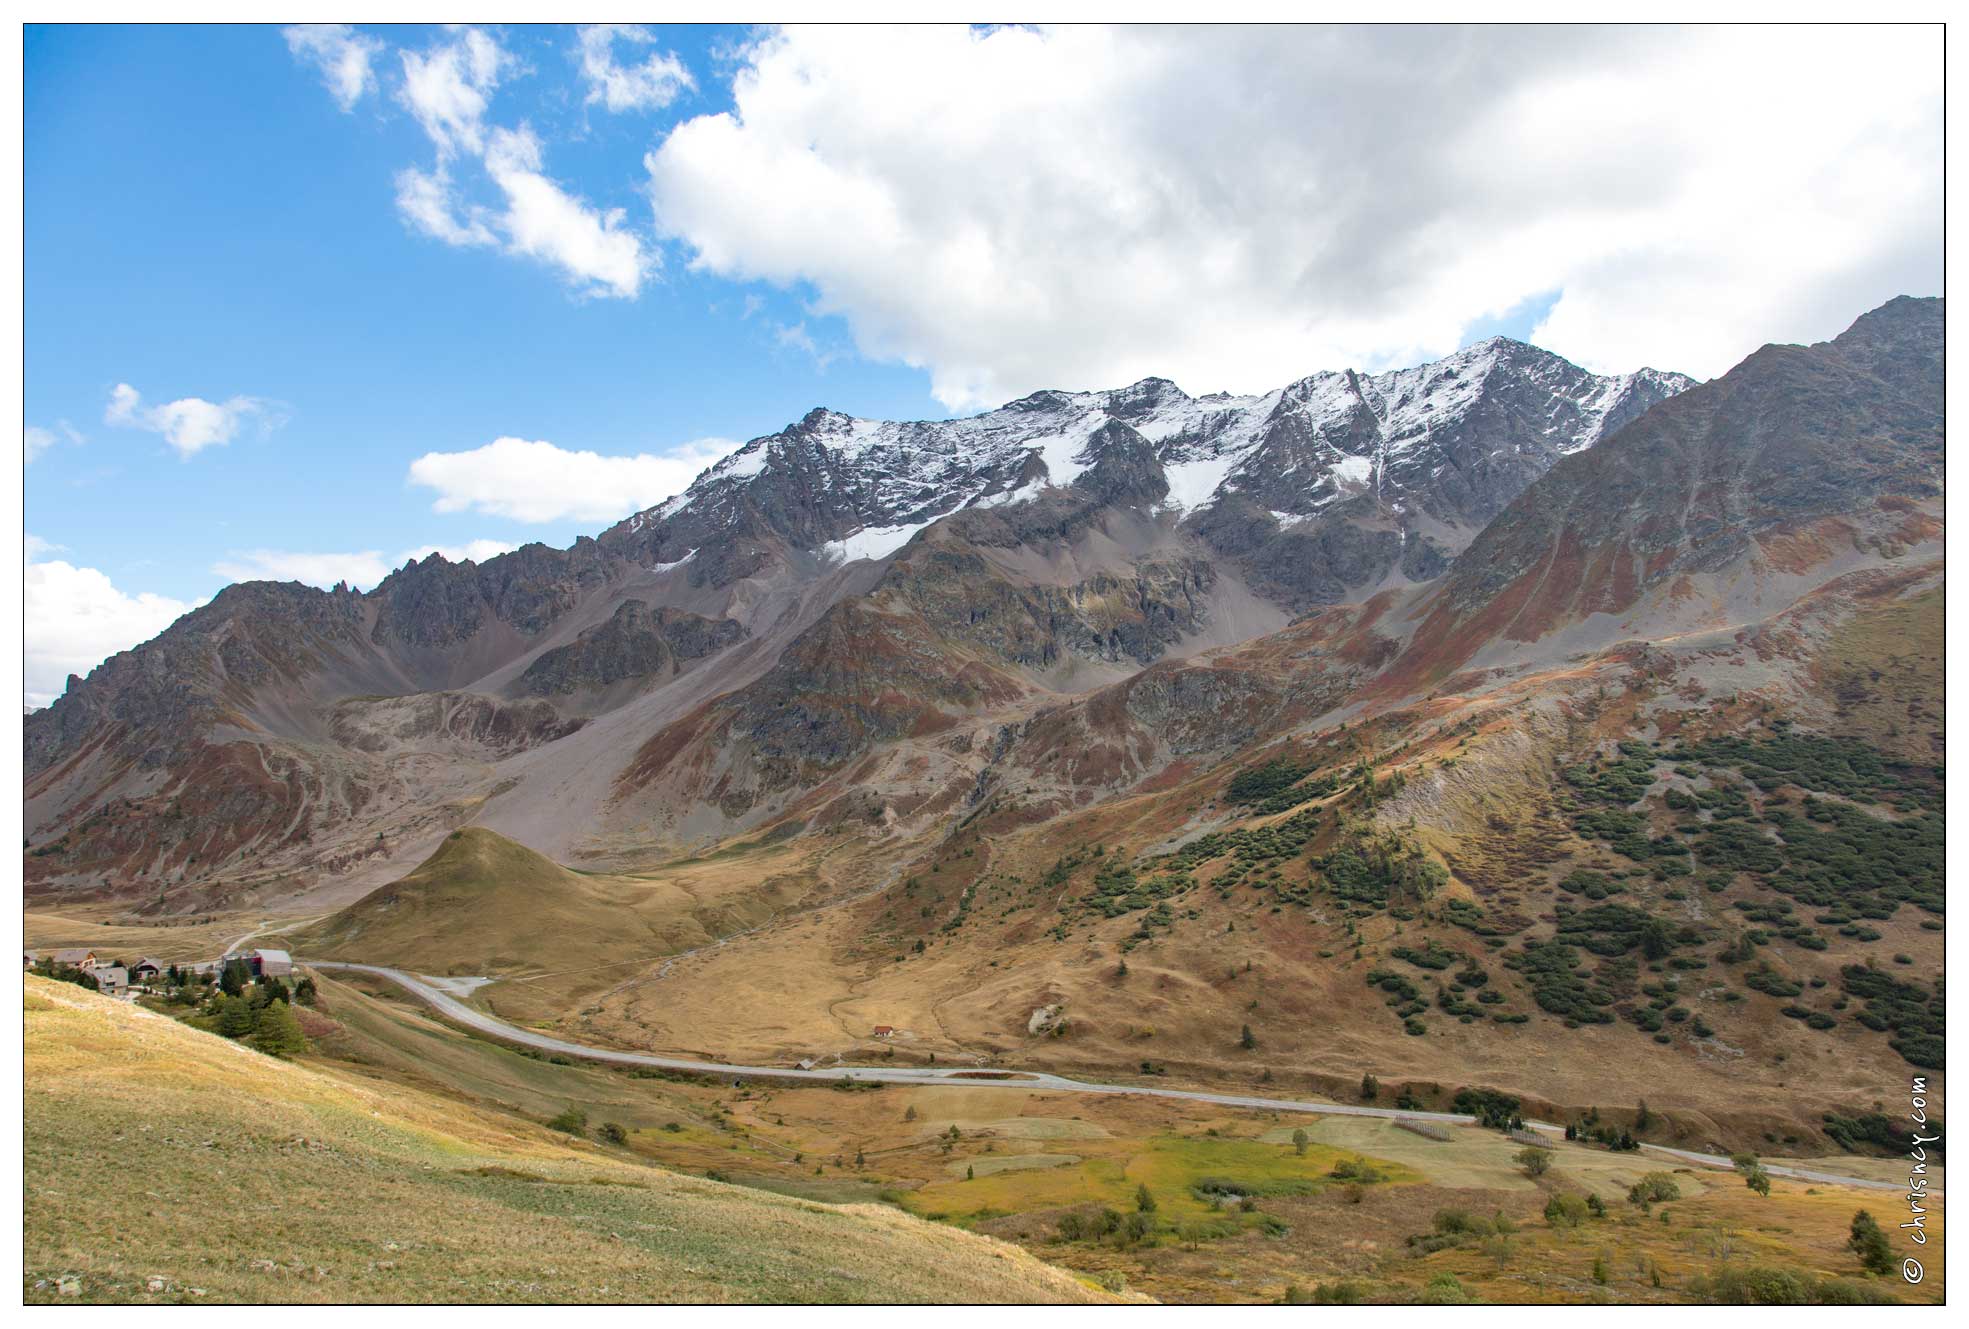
[23,977,1125,1304]
[285,827,845,1022]
[24,910,265,963]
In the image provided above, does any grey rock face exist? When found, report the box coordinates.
[515,601,746,696]
[877,546,1216,669]
[600,339,1693,614]
[370,540,616,649]
[1446,297,1943,616]
[24,580,369,775]
[27,334,1693,788]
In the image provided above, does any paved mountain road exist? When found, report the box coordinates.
[307,960,1917,1194]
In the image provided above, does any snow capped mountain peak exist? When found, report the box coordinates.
[604,339,1695,597]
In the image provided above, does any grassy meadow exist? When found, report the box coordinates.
[23,976,1122,1305]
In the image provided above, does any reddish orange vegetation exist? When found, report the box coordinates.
[26,738,325,899]
[1369,571,1539,699]
[1131,757,1199,794]
[1891,508,1944,544]
[614,700,723,798]
[1757,516,1859,574]
[1640,544,1678,581]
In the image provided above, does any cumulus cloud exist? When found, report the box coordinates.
[283,24,384,111]
[25,540,199,709]
[407,435,739,524]
[371,26,655,298]
[577,24,694,113]
[105,382,276,459]
[646,24,1941,406]
[212,539,521,592]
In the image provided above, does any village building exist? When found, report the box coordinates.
[91,966,131,997]
[25,950,38,970]
[131,958,164,982]
[246,948,293,978]
[49,948,98,971]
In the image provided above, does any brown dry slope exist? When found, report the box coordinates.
[23,976,1124,1304]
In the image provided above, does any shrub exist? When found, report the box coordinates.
[1849,1210,1893,1275]
[547,1106,589,1137]
[1418,1272,1477,1304]
[1310,1281,1365,1304]
[1329,1156,1383,1184]
[1822,1111,1926,1155]
[1841,965,1945,1069]
[1544,1193,1588,1228]
[1692,1265,1892,1305]
[1516,1145,1552,1178]
[1627,1173,1681,1206]
[1452,1086,1522,1131]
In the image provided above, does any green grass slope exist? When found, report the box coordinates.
[23,977,1121,1304]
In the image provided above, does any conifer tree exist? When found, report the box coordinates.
[217,994,256,1040]
[251,999,307,1059]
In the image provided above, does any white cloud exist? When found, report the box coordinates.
[105,382,275,459]
[483,127,651,298]
[212,549,393,589]
[283,24,384,112]
[647,25,1941,407]
[376,27,654,298]
[577,24,694,113]
[212,539,522,592]
[25,420,82,464]
[407,435,739,524]
[25,541,199,709]
[396,24,509,158]
[394,164,498,246]
[402,539,521,565]
[773,320,839,370]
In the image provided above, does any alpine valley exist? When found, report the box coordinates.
[26,297,1946,1302]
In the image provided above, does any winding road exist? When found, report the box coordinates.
[306,960,1919,1194]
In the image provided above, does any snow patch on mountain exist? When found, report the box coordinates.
[606,338,1696,575]
[822,521,932,564]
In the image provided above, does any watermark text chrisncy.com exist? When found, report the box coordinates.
[1901,1075,1937,1284]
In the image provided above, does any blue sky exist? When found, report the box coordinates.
[25,24,944,611]
[22,24,1941,707]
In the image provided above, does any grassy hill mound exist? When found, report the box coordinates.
[288,827,727,984]
[23,976,1119,1304]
